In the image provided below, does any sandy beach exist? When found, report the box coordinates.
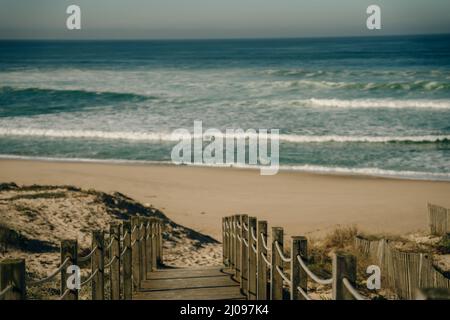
[1,159,449,241]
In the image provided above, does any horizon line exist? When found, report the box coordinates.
[1,32,449,42]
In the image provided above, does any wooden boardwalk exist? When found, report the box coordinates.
[133,266,245,300]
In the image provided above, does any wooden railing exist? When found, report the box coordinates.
[223,214,450,301]
[223,214,367,300]
[0,216,163,300]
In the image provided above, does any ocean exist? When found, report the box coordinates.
[0,35,449,180]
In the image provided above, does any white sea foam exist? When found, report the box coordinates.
[305,98,450,109]
[0,128,448,143]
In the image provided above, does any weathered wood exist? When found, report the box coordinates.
[131,216,140,289]
[240,214,249,295]
[247,216,257,300]
[146,267,226,279]
[151,218,158,270]
[428,203,449,236]
[231,216,239,272]
[332,252,357,300]
[109,224,121,300]
[122,221,132,300]
[145,218,152,273]
[222,217,226,266]
[291,236,307,300]
[61,239,78,300]
[141,275,236,290]
[91,231,104,300]
[158,220,163,264]
[134,267,245,300]
[0,259,26,300]
[234,215,241,280]
[138,217,147,281]
[257,220,268,300]
[226,217,231,267]
[270,227,283,300]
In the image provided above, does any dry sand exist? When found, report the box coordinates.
[1,159,450,241]
[0,184,222,299]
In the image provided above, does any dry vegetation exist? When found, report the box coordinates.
[0,182,221,299]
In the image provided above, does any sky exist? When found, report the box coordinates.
[0,0,450,39]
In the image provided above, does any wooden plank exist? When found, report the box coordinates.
[140,276,238,290]
[146,268,228,280]
[134,266,245,300]
[133,286,245,300]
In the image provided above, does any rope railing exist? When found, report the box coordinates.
[275,265,292,286]
[223,214,369,301]
[250,227,257,242]
[78,246,97,262]
[80,269,98,288]
[105,237,115,251]
[260,233,269,251]
[104,255,118,269]
[120,231,129,241]
[0,285,13,299]
[120,246,129,258]
[296,255,333,285]
[343,278,368,301]
[260,252,271,267]
[0,216,164,300]
[58,288,71,300]
[297,286,312,300]
[274,241,291,263]
[27,257,71,287]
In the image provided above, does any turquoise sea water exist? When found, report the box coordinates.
[0,35,449,179]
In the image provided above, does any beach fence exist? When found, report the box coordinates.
[223,215,450,300]
[0,217,163,300]
[354,236,450,300]
[222,214,368,300]
[428,203,449,236]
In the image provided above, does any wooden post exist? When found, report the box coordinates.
[240,214,249,295]
[0,259,26,300]
[270,227,283,300]
[151,218,158,270]
[131,216,140,289]
[148,218,154,272]
[145,218,152,272]
[247,217,257,300]
[231,215,236,272]
[226,217,231,267]
[122,221,132,300]
[158,220,163,265]
[235,215,241,280]
[257,220,268,300]
[147,218,153,272]
[222,217,226,266]
[291,236,307,300]
[109,224,121,300]
[91,231,104,300]
[61,239,78,300]
[332,252,357,300]
[139,217,147,281]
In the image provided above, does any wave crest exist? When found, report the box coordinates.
[0,128,448,144]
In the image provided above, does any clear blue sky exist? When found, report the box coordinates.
[1,0,450,39]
